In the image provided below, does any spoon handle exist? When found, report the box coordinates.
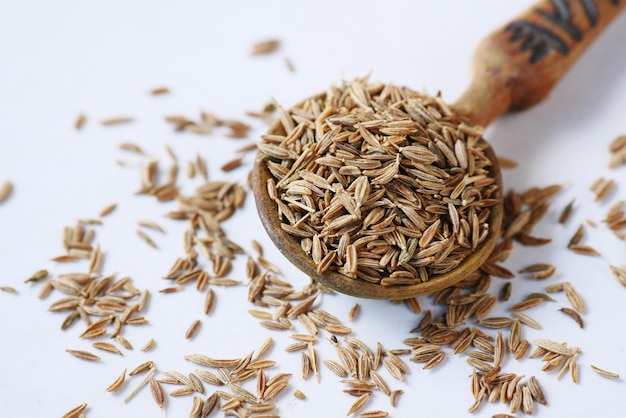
[453,0,626,126]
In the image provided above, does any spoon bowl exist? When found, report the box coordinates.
[252,102,504,300]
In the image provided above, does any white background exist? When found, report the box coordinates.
[1,1,626,417]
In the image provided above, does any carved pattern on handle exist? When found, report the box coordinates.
[505,0,621,63]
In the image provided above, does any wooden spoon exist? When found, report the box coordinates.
[252,0,625,300]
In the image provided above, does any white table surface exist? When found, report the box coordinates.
[1,1,626,417]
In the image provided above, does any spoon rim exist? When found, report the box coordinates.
[252,99,504,300]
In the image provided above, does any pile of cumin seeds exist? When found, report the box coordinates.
[257,78,499,286]
[25,76,623,417]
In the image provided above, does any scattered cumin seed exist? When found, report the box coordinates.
[609,264,626,287]
[99,203,117,217]
[508,298,544,312]
[221,157,243,172]
[528,375,547,405]
[389,389,403,407]
[568,244,601,256]
[0,181,13,203]
[149,378,165,409]
[358,411,389,418]
[92,341,123,356]
[66,349,101,361]
[118,142,145,155]
[568,224,585,247]
[251,39,281,55]
[74,114,86,130]
[185,319,202,340]
[141,338,156,352]
[106,368,127,392]
[563,282,585,313]
[519,263,556,279]
[24,269,48,284]
[196,154,208,180]
[137,220,164,233]
[558,199,575,224]
[0,286,17,294]
[137,229,158,248]
[130,360,154,376]
[100,116,134,126]
[150,86,170,95]
[533,339,576,356]
[348,303,360,322]
[293,389,306,400]
[559,307,584,328]
[500,282,512,301]
[590,364,620,379]
[347,393,371,416]
[51,255,77,263]
[159,286,184,293]
[62,403,87,418]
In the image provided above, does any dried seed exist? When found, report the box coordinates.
[0,286,17,294]
[149,378,165,409]
[514,313,542,330]
[324,359,348,378]
[590,364,620,379]
[221,157,243,172]
[62,403,87,418]
[99,203,117,217]
[348,303,360,322]
[326,324,352,335]
[568,244,601,257]
[559,307,584,328]
[0,181,12,203]
[150,86,170,95]
[106,369,127,392]
[186,319,202,340]
[137,220,164,233]
[115,335,133,350]
[66,349,100,362]
[558,199,575,224]
[137,229,158,248]
[92,342,123,356]
[251,39,281,55]
[499,282,512,302]
[141,338,156,352]
[202,393,219,417]
[609,264,626,287]
[130,360,155,376]
[25,269,49,284]
[508,298,544,312]
[118,142,145,155]
[358,411,389,418]
[528,375,547,405]
[189,395,203,418]
[563,282,585,313]
[568,224,585,247]
[74,114,86,130]
[533,339,575,356]
[518,263,556,280]
[477,317,513,329]
[347,394,371,416]
[170,387,195,397]
[101,116,134,126]
[389,389,403,407]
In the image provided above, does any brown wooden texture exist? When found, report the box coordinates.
[453,0,625,126]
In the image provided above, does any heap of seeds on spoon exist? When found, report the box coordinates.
[257,78,499,286]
